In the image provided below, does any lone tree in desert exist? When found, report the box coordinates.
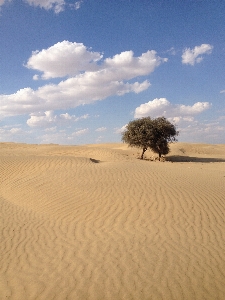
[121,117,178,160]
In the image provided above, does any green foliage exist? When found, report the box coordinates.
[121,117,178,159]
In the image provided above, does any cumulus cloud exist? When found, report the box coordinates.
[115,124,127,134]
[25,44,166,81]
[9,127,22,134]
[37,126,89,144]
[39,131,68,144]
[95,127,107,132]
[0,0,83,13]
[96,136,104,143]
[33,74,39,80]
[0,0,6,6]
[134,98,211,119]
[27,111,88,127]
[0,0,11,7]
[73,128,89,136]
[26,41,103,79]
[0,42,166,119]
[103,50,167,82]
[178,120,225,143]
[124,99,223,143]
[182,44,213,65]
[44,126,57,132]
[0,126,25,142]
[0,81,148,119]
[71,1,83,10]
[24,0,65,13]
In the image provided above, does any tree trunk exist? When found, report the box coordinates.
[141,147,147,159]
[159,152,162,161]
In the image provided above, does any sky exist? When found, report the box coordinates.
[0,0,225,145]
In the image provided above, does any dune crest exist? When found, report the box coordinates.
[0,142,225,299]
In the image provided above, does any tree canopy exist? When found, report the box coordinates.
[121,117,178,160]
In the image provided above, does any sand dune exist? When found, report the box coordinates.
[0,142,225,299]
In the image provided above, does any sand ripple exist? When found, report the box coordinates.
[0,143,225,299]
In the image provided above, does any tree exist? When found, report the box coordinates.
[121,117,178,160]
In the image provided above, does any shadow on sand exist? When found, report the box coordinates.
[90,158,100,163]
[166,155,225,163]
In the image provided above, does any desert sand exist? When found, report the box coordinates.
[0,142,225,300]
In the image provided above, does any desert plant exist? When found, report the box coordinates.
[122,117,178,160]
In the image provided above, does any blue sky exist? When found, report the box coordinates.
[0,0,224,144]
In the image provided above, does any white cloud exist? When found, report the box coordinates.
[73,128,89,136]
[179,120,225,143]
[130,81,150,93]
[37,126,89,144]
[27,111,89,127]
[165,47,176,55]
[179,102,211,114]
[44,126,57,132]
[103,50,167,82]
[96,136,103,143]
[182,44,213,65]
[25,44,166,82]
[220,90,225,94]
[95,127,107,132]
[115,124,127,134]
[0,0,6,6]
[26,41,102,79]
[0,0,83,12]
[2,124,22,129]
[119,99,224,143]
[72,1,83,10]
[24,0,65,13]
[0,0,11,7]
[33,74,39,80]
[168,116,194,124]
[0,126,25,142]
[0,42,166,119]
[0,80,147,119]
[0,88,43,117]
[10,127,22,134]
[134,98,211,119]
[27,111,56,127]
[39,131,68,144]
[60,112,88,121]
[133,98,216,142]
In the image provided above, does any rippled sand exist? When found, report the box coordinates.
[0,142,225,299]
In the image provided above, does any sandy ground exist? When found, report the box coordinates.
[0,142,225,300]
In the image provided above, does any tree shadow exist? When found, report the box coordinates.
[90,158,100,163]
[167,155,225,163]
